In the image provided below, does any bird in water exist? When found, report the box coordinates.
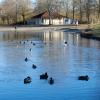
[78,75,89,81]
[29,48,32,51]
[25,57,28,62]
[48,77,54,85]
[40,72,48,80]
[24,76,32,84]
[64,40,68,46]
[33,43,35,45]
[64,40,67,44]
[32,64,37,69]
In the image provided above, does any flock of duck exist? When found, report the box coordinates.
[24,56,54,85]
[18,40,89,85]
[18,40,54,85]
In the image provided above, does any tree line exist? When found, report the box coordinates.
[0,0,100,25]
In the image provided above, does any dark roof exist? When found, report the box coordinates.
[31,12,46,18]
[31,11,65,19]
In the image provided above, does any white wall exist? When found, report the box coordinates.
[43,18,64,25]
[27,17,75,25]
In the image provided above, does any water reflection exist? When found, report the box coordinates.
[0,30,100,100]
[0,31,100,48]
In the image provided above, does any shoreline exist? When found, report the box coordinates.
[80,33,100,41]
[0,25,88,32]
[0,25,100,41]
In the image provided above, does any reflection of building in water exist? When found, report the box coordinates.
[43,31,64,42]
[63,33,80,45]
[0,32,36,41]
[0,32,23,41]
[0,31,100,49]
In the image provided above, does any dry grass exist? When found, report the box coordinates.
[91,24,100,37]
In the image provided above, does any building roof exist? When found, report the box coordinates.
[30,11,65,19]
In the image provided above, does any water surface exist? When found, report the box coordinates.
[0,30,100,100]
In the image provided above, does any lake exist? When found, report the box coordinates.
[0,30,100,100]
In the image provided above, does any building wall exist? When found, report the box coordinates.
[52,18,64,25]
[43,18,74,25]
[26,17,76,25]
[43,18,64,25]
[63,18,73,24]
[27,18,43,25]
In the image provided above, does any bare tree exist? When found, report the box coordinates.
[0,0,16,24]
[17,0,32,25]
[79,0,83,23]
[35,0,61,25]
[61,0,70,18]
[72,0,78,20]
[0,0,100,25]
[98,0,100,19]
[85,0,91,23]
[0,0,32,25]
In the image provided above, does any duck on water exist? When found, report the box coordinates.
[24,76,32,84]
[40,72,48,80]
[78,75,89,81]
[48,77,54,85]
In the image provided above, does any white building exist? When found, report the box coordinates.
[26,11,76,25]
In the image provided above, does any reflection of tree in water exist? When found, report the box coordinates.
[0,31,100,49]
[1,31,36,41]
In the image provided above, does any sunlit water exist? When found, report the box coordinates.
[0,30,100,100]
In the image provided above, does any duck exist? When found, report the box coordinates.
[32,64,37,69]
[78,75,89,81]
[64,41,67,44]
[25,57,28,62]
[48,77,54,85]
[40,72,48,80]
[23,41,25,44]
[29,48,32,51]
[33,43,36,45]
[24,76,32,84]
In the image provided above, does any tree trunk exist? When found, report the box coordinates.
[86,0,90,24]
[72,5,75,20]
[22,14,25,25]
[79,0,82,23]
[48,10,51,25]
[7,17,10,25]
[98,0,100,20]
[66,11,68,18]
[1,18,5,24]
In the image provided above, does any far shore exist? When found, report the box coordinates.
[0,24,100,41]
[0,25,89,32]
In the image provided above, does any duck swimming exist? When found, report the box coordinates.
[24,76,32,84]
[25,57,28,62]
[48,77,54,85]
[78,75,89,81]
[29,48,32,51]
[32,64,37,69]
[40,72,48,80]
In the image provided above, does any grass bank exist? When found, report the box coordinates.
[91,24,100,37]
